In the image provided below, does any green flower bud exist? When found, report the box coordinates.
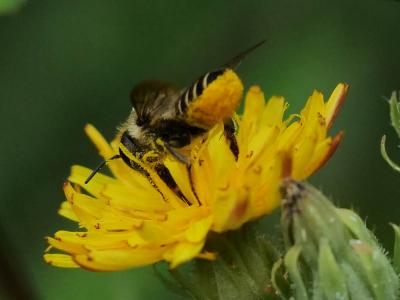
[278,179,399,300]
[392,224,400,273]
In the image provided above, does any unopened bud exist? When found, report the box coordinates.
[277,179,399,300]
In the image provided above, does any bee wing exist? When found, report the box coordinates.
[130,80,181,124]
[220,39,266,70]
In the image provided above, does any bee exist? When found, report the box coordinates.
[85,40,265,205]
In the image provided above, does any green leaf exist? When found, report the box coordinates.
[391,223,400,273]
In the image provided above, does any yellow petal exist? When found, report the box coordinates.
[69,165,117,198]
[211,189,247,232]
[44,254,79,268]
[58,201,78,222]
[326,83,348,129]
[196,251,217,261]
[164,158,199,206]
[85,124,115,159]
[54,231,132,250]
[164,242,205,268]
[277,121,301,152]
[166,205,210,228]
[292,136,318,179]
[299,90,326,141]
[47,237,88,255]
[64,182,143,231]
[185,216,213,243]
[134,221,181,245]
[205,125,237,194]
[103,182,170,212]
[261,95,286,127]
[74,247,169,271]
[304,131,344,177]
[238,85,265,147]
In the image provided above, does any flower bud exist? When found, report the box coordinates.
[277,179,399,300]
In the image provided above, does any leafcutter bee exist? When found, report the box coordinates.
[85,40,265,205]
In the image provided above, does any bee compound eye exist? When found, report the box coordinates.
[167,133,191,148]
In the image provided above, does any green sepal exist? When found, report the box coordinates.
[391,223,400,273]
[339,210,399,299]
[271,259,291,300]
[340,262,374,300]
[160,223,281,300]
[153,264,200,299]
[318,238,349,300]
[284,245,308,300]
[336,208,378,246]
[350,239,399,300]
[282,182,350,264]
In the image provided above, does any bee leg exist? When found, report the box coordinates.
[154,164,192,206]
[224,118,239,160]
[164,143,201,205]
[164,143,190,166]
[125,159,169,201]
[187,164,201,206]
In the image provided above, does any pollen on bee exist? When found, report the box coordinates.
[186,69,244,128]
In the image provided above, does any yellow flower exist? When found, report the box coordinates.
[44,83,347,271]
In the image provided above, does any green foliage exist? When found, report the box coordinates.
[0,0,25,14]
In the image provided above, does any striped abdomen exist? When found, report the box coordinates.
[176,70,224,115]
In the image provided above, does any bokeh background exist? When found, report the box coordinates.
[0,1,399,299]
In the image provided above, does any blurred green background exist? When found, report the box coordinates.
[0,0,399,299]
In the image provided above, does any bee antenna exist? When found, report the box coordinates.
[84,154,121,184]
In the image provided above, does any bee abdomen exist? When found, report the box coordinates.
[177,70,225,115]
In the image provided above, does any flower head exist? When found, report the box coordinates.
[44,83,347,271]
